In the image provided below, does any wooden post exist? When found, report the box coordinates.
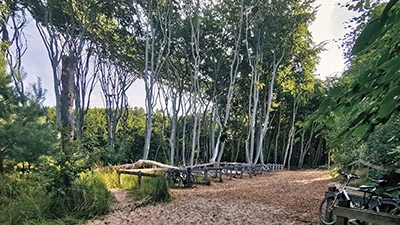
[336,200,350,225]
[229,167,232,180]
[118,170,122,186]
[204,169,208,182]
[240,167,244,179]
[248,167,252,178]
[219,169,223,182]
[138,171,142,187]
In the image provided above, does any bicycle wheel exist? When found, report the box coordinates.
[319,196,338,225]
[190,173,198,188]
[166,172,180,188]
[377,201,400,215]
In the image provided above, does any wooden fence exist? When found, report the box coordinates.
[333,201,400,225]
[117,161,284,187]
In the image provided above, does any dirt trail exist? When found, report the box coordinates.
[85,170,333,225]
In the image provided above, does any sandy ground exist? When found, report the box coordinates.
[85,169,333,225]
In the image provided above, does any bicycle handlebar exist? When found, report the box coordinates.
[337,169,360,180]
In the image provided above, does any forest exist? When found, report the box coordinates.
[1,0,400,224]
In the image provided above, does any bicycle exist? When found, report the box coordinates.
[165,168,198,188]
[319,170,400,225]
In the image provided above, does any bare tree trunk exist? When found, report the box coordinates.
[142,1,154,160]
[182,110,188,166]
[97,59,136,156]
[3,10,28,103]
[210,3,244,162]
[298,122,315,168]
[74,43,96,140]
[35,21,66,123]
[312,137,324,167]
[274,108,282,164]
[60,53,76,153]
[244,7,260,164]
[254,50,285,164]
[142,0,171,160]
[283,98,299,170]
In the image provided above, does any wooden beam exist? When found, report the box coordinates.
[334,207,400,225]
[117,169,163,186]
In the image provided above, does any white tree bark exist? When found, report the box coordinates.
[210,3,244,163]
[283,98,299,169]
[298,122,316,168]
[141,0,172,160]
[254,50,285,164]
[97,59,136,154]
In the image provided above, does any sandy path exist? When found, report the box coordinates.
[85,170,333,225]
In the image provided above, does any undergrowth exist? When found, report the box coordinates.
[129,176,171,206]
[89,169,138,189]
[0,172,112,225]
[1,169,174,224]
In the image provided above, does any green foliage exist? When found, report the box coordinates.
[308,0,400,140]
[130,176,171,205]
[364,115,400,171]
[0,56,57,173]
[0,171,113,225]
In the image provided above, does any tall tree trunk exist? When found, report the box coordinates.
[142,1,154,160]
[244,7,260,164]
[298,123,315,168]
[283,98,299,170]
[60,54,76,153]
[74,44,96,140]
[169,96,178,165]
[210,3,244,163]
[0,154,4,173]
[312,137,324,167]
[274,108,282,164]
[143,0,171,160]
[254,50,285,164]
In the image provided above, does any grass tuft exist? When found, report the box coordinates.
[129,176,171,206]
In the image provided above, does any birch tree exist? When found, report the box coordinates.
[209,0,244,163]
[139,0,172,160]
[97,58,136,157]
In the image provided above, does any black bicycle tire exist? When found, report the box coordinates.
[377,200,400,215]
[166,172,180,188]
[319,196,337,225]
[190,173,198,188]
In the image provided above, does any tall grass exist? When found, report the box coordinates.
[47,175,113,220]
[1,170,172,224]
[0,173,50,225]
[0,172,113,225]
[130,176,171,205]
[89,169,138,189]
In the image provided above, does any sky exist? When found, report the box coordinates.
[21,0,358,108]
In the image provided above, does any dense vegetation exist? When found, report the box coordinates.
[1,0,399,224]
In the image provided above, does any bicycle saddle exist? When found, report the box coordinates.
[358,179,387,191]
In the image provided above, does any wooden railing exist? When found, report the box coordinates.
[333,200,400,225]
